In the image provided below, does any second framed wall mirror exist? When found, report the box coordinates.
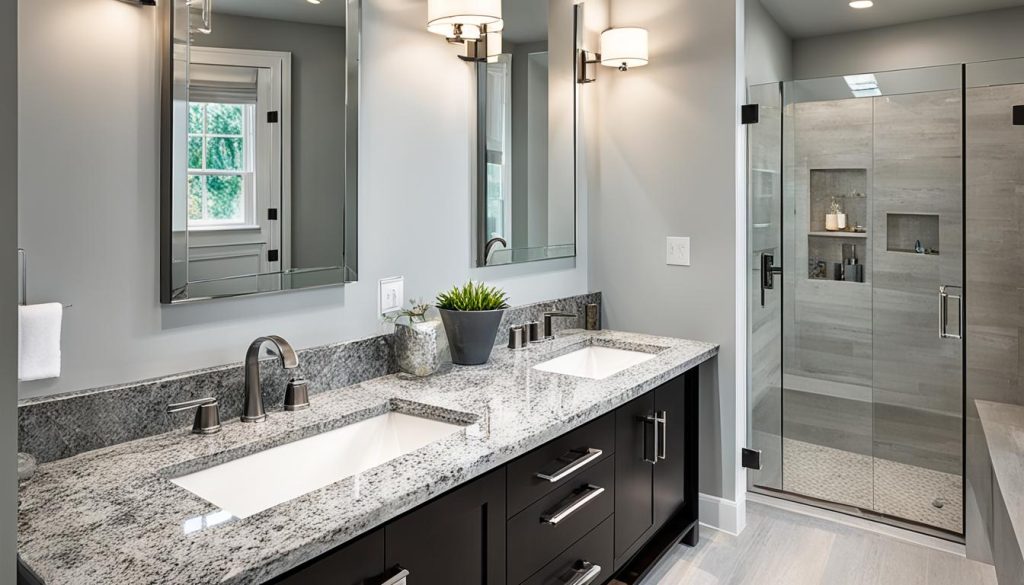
[472,0,580,267]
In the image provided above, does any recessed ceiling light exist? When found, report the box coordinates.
[849,1,874,8]
[307,0,321,4]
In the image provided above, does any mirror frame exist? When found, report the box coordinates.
[474,1,581,267]
[158,0,361,304]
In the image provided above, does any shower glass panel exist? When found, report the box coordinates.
[747,82,784,491]
[749,64,965,536]
[965,57,1024,557]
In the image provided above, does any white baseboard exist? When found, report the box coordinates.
[699,493,743,535]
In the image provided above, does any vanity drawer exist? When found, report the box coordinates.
[519,517,614,585]
[507,412,614,517]
[507,455,615,585]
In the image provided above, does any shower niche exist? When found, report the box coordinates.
[886,213,940,255]
[807,168,868,282]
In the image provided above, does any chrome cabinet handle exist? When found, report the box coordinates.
[536,448,603,483]
[644,414,662,465]
[656,411,668,461]
[381,567,410,585]
[565,561,602,585]
[939,285,963,340]
[541,485,606,525]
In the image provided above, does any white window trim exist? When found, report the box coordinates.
[189,46,293,274]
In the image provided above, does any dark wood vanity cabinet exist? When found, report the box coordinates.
[273,528,386,585]
[385,468,507,585]
[270,469,506,585]
[614,370,699,568]
[266,369,700,585]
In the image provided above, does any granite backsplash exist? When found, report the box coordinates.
[18,292,601,463]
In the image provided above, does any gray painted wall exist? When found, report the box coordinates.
[17,0,588,399]
[592,0,740,507]
[196,13,347,271]
[793,6,1024,79]
[745,0,792,86]
[1,0,17,576]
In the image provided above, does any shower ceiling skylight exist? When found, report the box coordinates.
[844,74,882,97]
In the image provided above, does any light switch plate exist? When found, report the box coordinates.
[666,237,691,266]
[378,276,404,315]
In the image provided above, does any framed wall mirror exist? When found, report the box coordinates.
[476,0,578,267]
[160,0,359,303]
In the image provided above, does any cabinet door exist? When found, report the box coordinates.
[653,374,688,527]
[271,527,385,585]
[385,468,506,585]
[614,392,655,561]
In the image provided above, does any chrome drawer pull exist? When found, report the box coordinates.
[565,561,602,585]
[536,448,603,483]
[381,568,410,585]
[656,411,668,461]
[541,485,605,525]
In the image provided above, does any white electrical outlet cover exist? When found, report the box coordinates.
[666,237,691,266]
[378,277,404,315]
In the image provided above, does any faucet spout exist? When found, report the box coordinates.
[242,335,298,423]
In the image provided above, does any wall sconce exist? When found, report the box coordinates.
[427,0,504,62]
[578,27,650,84]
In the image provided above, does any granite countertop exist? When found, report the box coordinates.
[18,330,718,585]
[976,400,1024,558]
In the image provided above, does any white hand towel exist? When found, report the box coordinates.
[18,303,62,381]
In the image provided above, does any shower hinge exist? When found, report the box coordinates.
[742,448,762,470]
[1014,105,1024,126]
[741,104,760,125]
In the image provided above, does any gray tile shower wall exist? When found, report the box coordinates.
[18,292,601,464]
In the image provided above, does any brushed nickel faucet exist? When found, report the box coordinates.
[242,336,299,423]
[543,312,577,340]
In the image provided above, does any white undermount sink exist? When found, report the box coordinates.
[171,412,464,519]
[533,346,656,380]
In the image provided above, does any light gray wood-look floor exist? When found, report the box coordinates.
[637,501,996,585]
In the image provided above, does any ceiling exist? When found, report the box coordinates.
[760,0,1024,39]
[214,0,346,27]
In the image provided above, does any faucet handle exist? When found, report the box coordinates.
[167,398,222,435]
[284,379,311,411]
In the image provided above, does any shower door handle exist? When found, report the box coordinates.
[939,285,963,340]
[761,253,783,307]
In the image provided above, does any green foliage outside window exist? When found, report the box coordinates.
[187,102,247,224]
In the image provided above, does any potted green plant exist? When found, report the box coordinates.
[436,282,510,365]
[389,300,448,377]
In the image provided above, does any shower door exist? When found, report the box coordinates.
[748,65,965,536]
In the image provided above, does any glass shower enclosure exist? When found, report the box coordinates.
[747,64,966,537]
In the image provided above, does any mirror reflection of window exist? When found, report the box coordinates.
[187,101,254,228]
[165,0,353,302]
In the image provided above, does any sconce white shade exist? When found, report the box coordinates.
[600,28,649,70]
[428,0,502,36]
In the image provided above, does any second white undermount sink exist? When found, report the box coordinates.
[171,412,465,519]
[534,346,656,380]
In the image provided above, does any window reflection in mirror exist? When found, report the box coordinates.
[162,0,358,303]
[479,0,577,266]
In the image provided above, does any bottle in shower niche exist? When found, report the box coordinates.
[842,244,864,283]
[826,197,847,232]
